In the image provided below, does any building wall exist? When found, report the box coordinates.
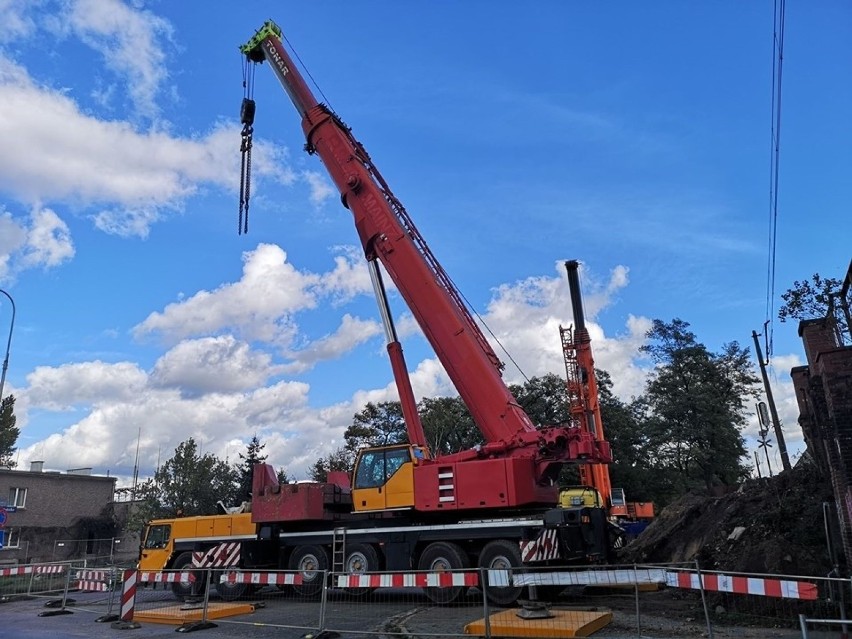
[0,466,117,563]
[795,316,852,569]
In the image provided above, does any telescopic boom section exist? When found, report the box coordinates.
[241,22,610,473]
[563,260,612,504]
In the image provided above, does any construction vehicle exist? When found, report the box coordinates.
[138,509,257,599]
[558,260,653,541]
[232,20,613,606]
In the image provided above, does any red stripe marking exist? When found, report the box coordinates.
[732,576,749,595]
[764,579,782,598]
[798,582,818,600]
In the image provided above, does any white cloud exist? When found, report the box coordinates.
[318,246,374,305]
[25,360,148,410]
[0,57,294,238]
[150,336,283,395]
[283,314,382,375]
[0,0,39,43]
[303,170,335,206]
[0,206,74,281]
[53,0,173,120]
[133,243,319,344]
[20,207,75,268]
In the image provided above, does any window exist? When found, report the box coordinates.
[9,487,27,509]
[143,524,171,549]
[2,527,20,549]
[354,447,412,489]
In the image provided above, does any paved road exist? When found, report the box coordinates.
[0,587,491,639]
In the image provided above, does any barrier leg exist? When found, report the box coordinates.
[38,567,74,617]
[111,569,141,630]
[95,567,120,623]
[176,568,217,633]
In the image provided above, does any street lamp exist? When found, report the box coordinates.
[0,288,15,403]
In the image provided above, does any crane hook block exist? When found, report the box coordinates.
[241,98,256,126]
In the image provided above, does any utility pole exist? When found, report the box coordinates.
[0,289,15,403]
[752,330,791,472]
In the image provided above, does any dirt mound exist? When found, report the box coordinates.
[620,462,838,577]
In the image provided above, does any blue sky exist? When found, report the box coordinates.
[0,1,848,483]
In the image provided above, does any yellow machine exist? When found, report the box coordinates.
[139,511,257,599]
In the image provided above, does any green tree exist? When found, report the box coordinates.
[509,373,571,427]
[309,447,354,482]
[596,371,660,503]
[0,395,19,468]
[419,396,481,455]
[118,478,164,533]
[779,272,847,342]
[640,319,756,500]
[235,435,288,502]
[154,438,239,516]
[346,402,408,449]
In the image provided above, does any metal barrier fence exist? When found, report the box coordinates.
[0,561,82,599]
[663,565,850,634]
[0,562,123,622]
[3,561,849,637]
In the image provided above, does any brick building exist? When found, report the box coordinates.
[0,461,117,564]
[791,260,852,569]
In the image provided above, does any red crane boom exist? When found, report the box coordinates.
[241,21,610,508]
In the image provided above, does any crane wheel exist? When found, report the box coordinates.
[288,544,329,598]
[170,552,206,600]
[478,540,524,607]
[214,569,252,601]
[343,544,381,596]
[417,541,470,604]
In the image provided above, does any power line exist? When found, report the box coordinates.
[765,0,787,361]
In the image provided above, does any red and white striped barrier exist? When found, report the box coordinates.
[120,569,138,622]
[336,572,479,589]
[138,571,195,584]
[513,568,667,587]
[0,564,66,577]
[666,571,818,600]
[75,569,113,592]
[221,571,303,586]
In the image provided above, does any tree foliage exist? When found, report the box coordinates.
[0,395,19,468]
[419,396,481,455]
[154,438,239,517]
[639,319,757,500]
[779,272,848,342]
[235,435,288,501]
[596,371,660,502]
[509,373,571,427]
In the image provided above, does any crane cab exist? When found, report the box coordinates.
[352,444,424,512]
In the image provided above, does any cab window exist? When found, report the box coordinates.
[144,524,171,549]
[354,447,412,489]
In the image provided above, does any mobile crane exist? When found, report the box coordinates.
[559,261,653,537]
[223,20,613,606]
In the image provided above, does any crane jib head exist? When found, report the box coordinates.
[239,20,283,60]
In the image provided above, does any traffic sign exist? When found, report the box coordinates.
[0,508,7,527]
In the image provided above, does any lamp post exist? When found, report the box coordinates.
[0,289,15,403]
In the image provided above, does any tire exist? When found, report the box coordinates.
[343,543,381,596]
[417,542,470,604]
[288,544,329,598]
[170,552,205,599]
[478,539,524,607]
[214,569,251,601]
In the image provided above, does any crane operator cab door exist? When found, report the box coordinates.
[352,444,417,512]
